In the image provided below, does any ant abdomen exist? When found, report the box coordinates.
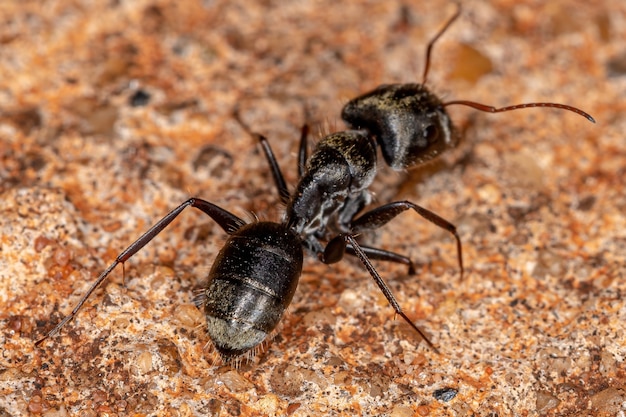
[203,222,303,358]
[342,83,456,170]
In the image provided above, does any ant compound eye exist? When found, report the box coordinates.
[413,124,440,149]
[423,124,440,144]
[394,121,449,169]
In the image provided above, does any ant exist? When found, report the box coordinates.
[35,6,594,361]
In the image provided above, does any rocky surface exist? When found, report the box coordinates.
[0,0,624,415]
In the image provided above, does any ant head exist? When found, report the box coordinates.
[339,6,461,171]
[341,83,457,170]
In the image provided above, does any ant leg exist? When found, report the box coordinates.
[256,133,291,204]
[345,245,417,275]
[190,198,246,233]
[298,123,309,179]
[234,107,291,204]
[321,234,439,353]
[36,198,244,346]
[350,201,463,278]
[297,99,314,178]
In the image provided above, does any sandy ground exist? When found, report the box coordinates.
[0,0,624,416]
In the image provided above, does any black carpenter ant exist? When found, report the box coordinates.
[35,6,594,361]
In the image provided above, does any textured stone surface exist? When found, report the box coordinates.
[0,0,624,415]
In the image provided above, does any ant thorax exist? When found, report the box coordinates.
[286,130,377,239]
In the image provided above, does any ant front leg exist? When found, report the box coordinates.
[321,234,439,353]
[36,198,245,346]
[349,201,463,278]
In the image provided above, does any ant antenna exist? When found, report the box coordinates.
[422,4,461,85]
[443,100,596,123]
[417,4,595,124]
